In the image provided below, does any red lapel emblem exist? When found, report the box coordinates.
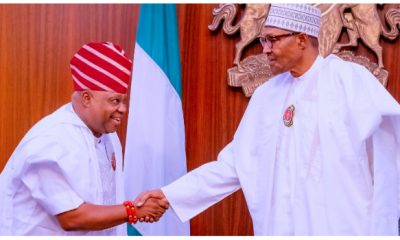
[283,105,295,127]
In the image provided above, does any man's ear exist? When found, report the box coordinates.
[80,90,92,107]
[297,33,307,50]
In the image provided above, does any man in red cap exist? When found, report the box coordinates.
[0,42,167,235]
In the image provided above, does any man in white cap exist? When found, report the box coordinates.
[135,4,400,235]
[0,42,168,235]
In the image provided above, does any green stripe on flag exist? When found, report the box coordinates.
[127,223,142,236]
[136,4,182,98]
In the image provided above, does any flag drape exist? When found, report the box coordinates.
[124,4,190,236]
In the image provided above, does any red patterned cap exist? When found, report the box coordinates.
[70,42,133,94]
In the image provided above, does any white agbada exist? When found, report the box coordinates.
[162,54,400,235]
[0,103,126,235]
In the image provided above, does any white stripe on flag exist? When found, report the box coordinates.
[124,43,189,236]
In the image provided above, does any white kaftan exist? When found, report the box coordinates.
[0,103,126,235]
[162,55,400,235]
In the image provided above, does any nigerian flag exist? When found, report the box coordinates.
[124,4,190,236]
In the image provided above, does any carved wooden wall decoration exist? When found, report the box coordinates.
[209,3,400,96]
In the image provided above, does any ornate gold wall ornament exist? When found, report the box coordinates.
[209,4,400,97]
[208,4,269,72]
[336,50,389,86]
[227,54,271,97]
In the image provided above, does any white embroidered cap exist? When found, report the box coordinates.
[265,4,321,38]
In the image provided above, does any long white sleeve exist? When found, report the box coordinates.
[161,142,240,222]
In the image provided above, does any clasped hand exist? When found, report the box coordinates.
[134,189,168,223]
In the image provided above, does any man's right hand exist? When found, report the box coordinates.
[134,189,169,223]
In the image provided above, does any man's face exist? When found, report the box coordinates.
[86,90,128,137]
[260,26,303,75]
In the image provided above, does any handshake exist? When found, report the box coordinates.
[133,189,168,223]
